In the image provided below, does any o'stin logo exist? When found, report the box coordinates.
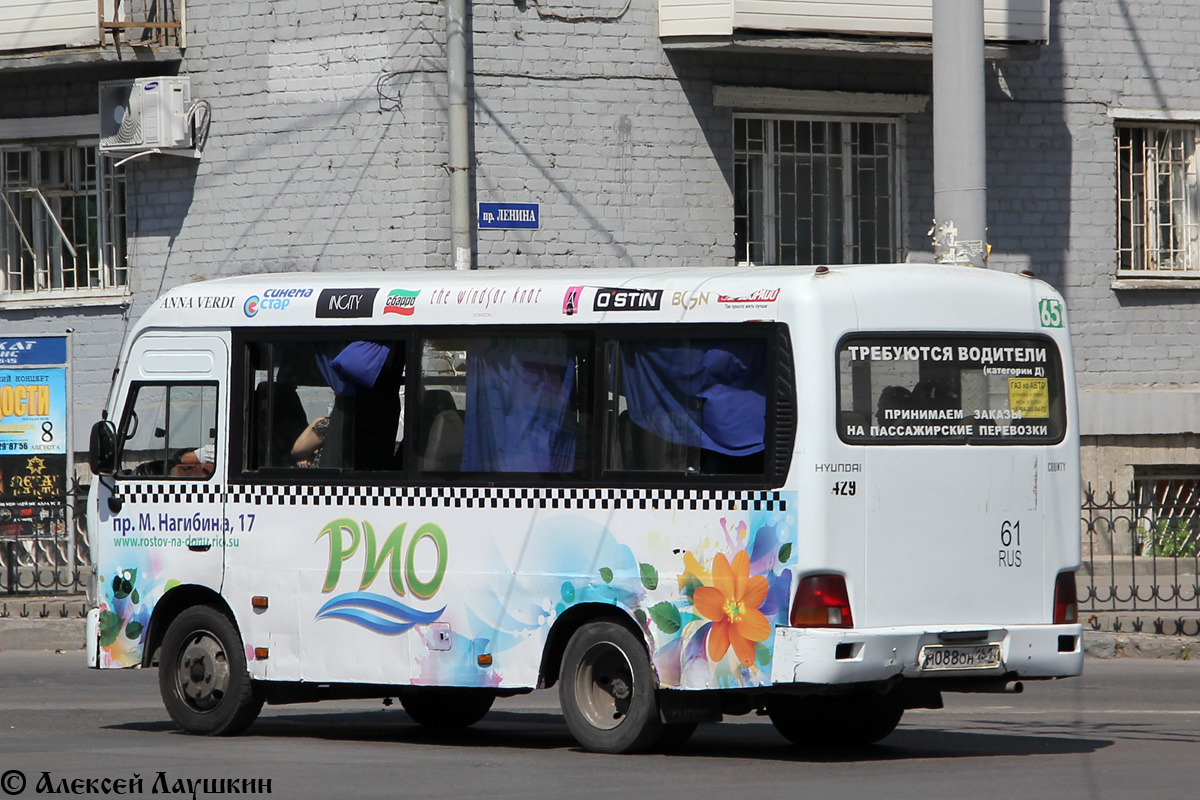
[244,296,260,317]
[384,289,419,316]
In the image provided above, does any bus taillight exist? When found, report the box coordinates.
[790,574,854,628]
[1053,571,1078,624]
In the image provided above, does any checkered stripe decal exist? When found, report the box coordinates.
[118,482,223,505]
[121,482,786,512]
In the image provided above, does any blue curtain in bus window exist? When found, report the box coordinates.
[620,340,766,456]
[461,339,578,472]
[313,341,391,396]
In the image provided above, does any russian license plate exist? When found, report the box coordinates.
[918,643,1002,671]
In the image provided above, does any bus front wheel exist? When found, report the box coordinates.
[767,691,903,748]
[158,606,262,736]
[559,621,664,754]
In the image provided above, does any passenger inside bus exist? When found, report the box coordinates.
[292,341,405,471]
[253,348,311,468]
[170,446,216,478]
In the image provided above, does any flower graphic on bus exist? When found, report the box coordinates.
[692,550,771,667]
[98,558,178,668]
[648,516,793,682]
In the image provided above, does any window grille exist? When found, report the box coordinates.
[1,143,127,298]
[1132,470,1200,558]
[1116,125,1200,274]
[734,116,899,266]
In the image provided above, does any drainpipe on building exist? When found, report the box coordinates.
[447,0,473,270]
[931,0,987,267]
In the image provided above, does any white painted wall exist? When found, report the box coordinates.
[660,0,1049,42]
[0,0,98,52]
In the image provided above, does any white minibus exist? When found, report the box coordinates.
[86,264,1081,753]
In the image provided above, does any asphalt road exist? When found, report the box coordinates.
[1,652,1197,799]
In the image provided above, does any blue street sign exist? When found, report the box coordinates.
[479,202,539,230]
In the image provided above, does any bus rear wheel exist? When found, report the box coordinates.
[400,688,495,730]
[158,606,262,736]
[767,691,903,748]
[559,621,664,754]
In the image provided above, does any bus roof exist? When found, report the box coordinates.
[128,264,1060,334]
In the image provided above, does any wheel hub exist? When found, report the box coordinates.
[176,631,230,712]
[574,640,635,730]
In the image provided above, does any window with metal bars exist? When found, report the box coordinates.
[1,142,127,298]
[733,115,900,266]
[1116,124,1200,275]
[1132,469,1200,558]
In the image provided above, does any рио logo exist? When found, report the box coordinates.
[315,518,448,635]
[384,289,419,317]
[243,296,260,317]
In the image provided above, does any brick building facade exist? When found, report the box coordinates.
[1,1,1198,493]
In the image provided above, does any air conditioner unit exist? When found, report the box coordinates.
[99,77,193,153]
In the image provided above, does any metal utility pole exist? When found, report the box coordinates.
[447,0,473,270]
[931,0,987,267]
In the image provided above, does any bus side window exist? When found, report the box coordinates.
[118,383,218,480]
[242,338,406,473]
[417,334,590,476]
[604,337,768,476]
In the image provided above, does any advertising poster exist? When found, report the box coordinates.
[0,337,69,540]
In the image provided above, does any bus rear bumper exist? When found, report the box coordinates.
[770,623,1084,686]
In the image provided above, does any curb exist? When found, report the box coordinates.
[1082,630,1195,660]
[0,617,85,652]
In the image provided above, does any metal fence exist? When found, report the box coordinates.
[0,490,88,596]
[1082,481,1200,636]
[5,480,1199,638]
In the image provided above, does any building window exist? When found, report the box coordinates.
[1,142,127,298]
[1132,468,1200,557]
[734,116,899,266]
[1117,124,1200,274]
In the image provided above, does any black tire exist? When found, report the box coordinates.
[559,621,664,754]
[766,691,903,748]
[158,606,262,736]
[400,688,495,730]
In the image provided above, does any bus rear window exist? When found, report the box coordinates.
[837,335,1067,445]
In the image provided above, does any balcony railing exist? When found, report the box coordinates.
[100,0,185,49]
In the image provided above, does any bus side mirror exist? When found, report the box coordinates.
[89,420,118,476]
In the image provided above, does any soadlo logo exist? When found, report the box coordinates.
[384,289,419,316]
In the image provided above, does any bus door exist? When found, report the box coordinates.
[100,335,228,666]
[227,334,412,684]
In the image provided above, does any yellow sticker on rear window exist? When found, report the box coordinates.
[1008,378,1049,418]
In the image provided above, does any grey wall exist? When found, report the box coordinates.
[4,0,1200,476]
